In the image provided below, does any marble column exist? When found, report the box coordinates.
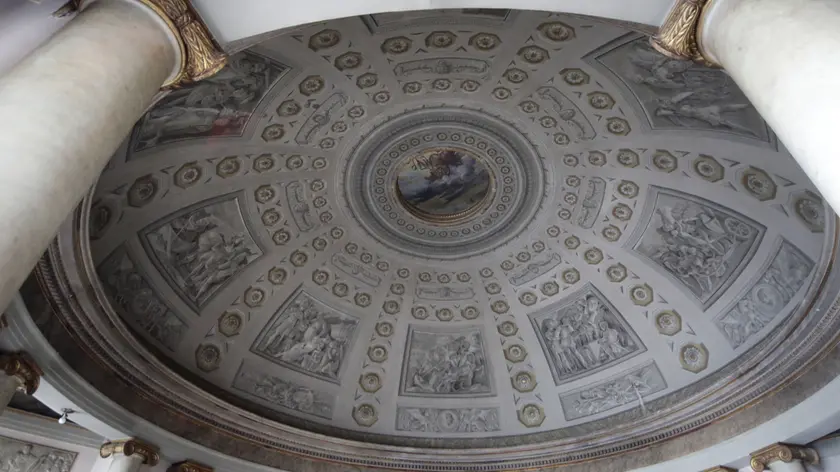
[749,443,819,472]
[0,0,226,313]
[100,439,160,472]
[0,353,41,411]
[653,0,840,215]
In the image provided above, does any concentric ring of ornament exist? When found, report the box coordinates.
[342,107,546,259]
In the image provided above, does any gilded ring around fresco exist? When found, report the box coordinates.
[342,107,546,259]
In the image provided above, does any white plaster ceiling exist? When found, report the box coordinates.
[86,9,831,452]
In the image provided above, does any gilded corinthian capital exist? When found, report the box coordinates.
[0,352,42,395]
[139,0,228,87]
[749,443,819,471]
[100,439,160,466]
[55,0,228,87]
[651,0,718,67]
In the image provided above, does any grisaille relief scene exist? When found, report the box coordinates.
[716,240,815,348]
[400,326,493,397]
[629,187,764,309]
[559,361,667,421]
[396,407,501,433]
[232,361,335,419]
[131,52,288,152]
[0,438,76,472]
[251,288,359,383]
[593,37,769,140]
[80,8,834,459]
[141,195,262,311]
[98,246,187,351]
[529,285,644,385]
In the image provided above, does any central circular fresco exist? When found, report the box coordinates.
[394,146,493,224]
[342,107,547,259]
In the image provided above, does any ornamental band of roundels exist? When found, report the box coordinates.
[33,8,839,472]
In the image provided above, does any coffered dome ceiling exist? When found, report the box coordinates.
[38,8,840,472]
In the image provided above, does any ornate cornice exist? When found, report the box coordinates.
[0,352,41,395]
[100,439,160,466]
[650,0,719,67]
[168,461,213,472]
[750,443,819,471]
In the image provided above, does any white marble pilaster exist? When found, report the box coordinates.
[699,0,840,213]
[0,0,180,312]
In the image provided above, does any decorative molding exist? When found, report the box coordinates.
[0,352,41,395]
[0,409,105,448]
[702,467,737,472]
[650,0,719,67]
[168,460,214,472]
[100,439,160,466]
[749,443,819,471]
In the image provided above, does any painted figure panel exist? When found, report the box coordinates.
[528,283,645,385]
[131,51,288,152]
[396,407,500,433]
[396,148,491,218]
[716,239,815,348]
[629,187,764,309]
[559,361,666,421]
[232,361,334,419]
[141,194,262,312]
[98,246,186,351]
[400,325,493,397]
[0,436,76,472]
[251,288,359,384]
[593,37,768,140]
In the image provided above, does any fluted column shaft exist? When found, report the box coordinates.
[0,0,179,312]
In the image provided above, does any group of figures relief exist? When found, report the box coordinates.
[631,188,763,308]
[132,52,287,151]
[401,326,492,396]
[0,440,75,472]
[530,285,643,384]
[252,290,359,383]
[143,197,262,311]
[598,38,767,139]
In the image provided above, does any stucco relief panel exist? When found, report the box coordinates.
[140,193,263,312]
[528,283,645,385]
[251,286,360,384]
[588,35,771,142]
[626,186,765,310]
[130,51,290,154]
